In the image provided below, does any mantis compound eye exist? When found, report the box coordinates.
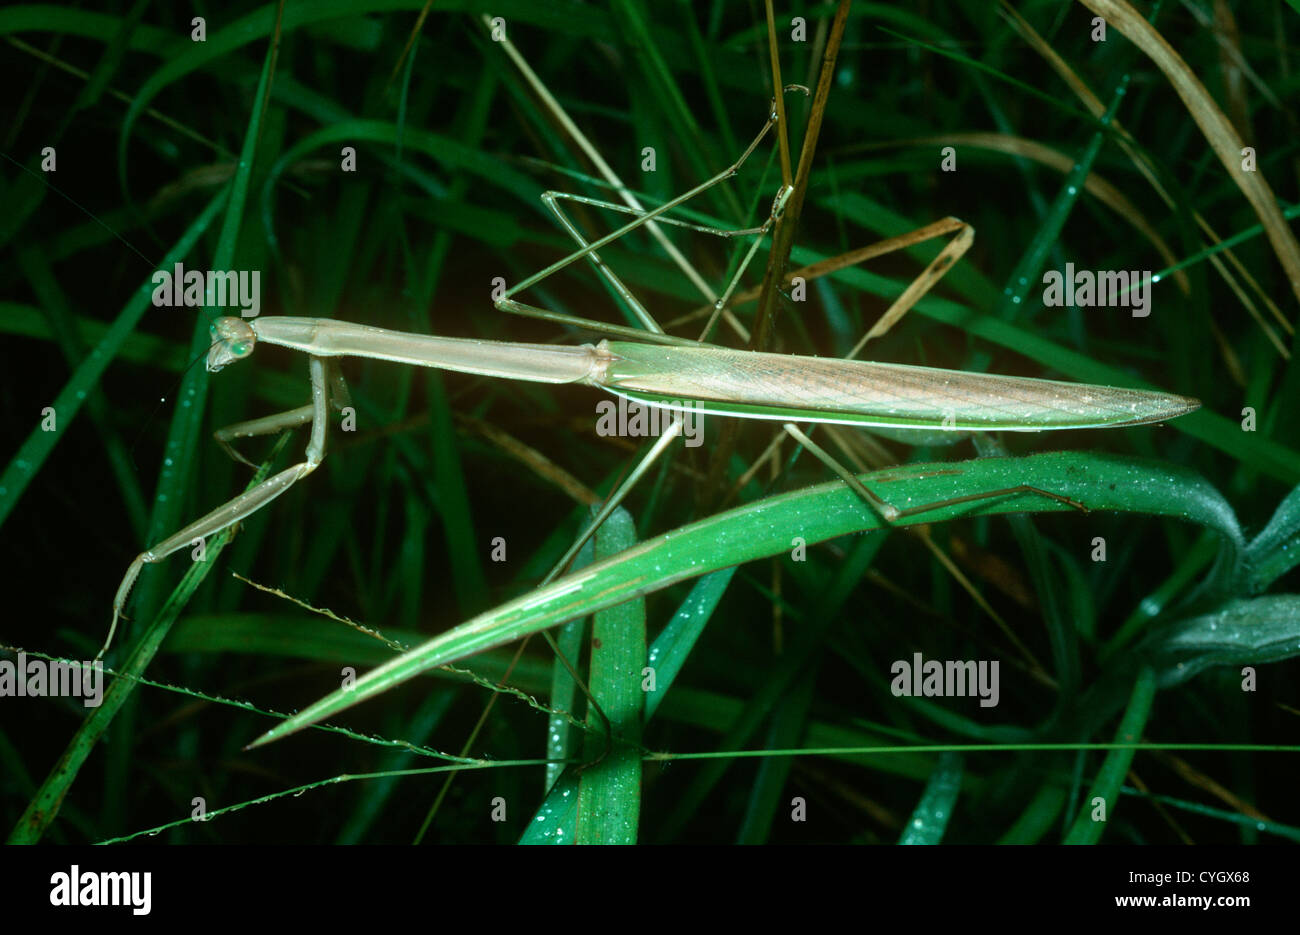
[206,317,257,372]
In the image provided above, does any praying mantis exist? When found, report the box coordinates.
[103,98,1200,664]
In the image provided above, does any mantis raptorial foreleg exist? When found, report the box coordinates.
[215,406,314,468]
[214,360,351,467]
[105,352,335,660]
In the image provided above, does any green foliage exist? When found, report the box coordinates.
[2,0,1298,844]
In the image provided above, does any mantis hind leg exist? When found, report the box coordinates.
[785,423,1086,524]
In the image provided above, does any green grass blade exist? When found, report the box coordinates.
[645,567,736,720]
[0,5,178,51]
[1063,667,1157,844]
[545,537,595,791]
[0,187,228,530]
[899,751,964,844]
[7,452,281,844]
[545,617,587,793]
[997,75,1129,316]
[656,534,887,842]
[1117,787,1300,843]
[735,668,816,844]
[525,564,736,842]
[997,783,1068,844]
[1145,596,1300,688]
[247,450,1245,748]
[14,247,148,537]
[576,506,645,844]
[123,45,276,634]
[1245,483,1300,592]
[519,769,581,845]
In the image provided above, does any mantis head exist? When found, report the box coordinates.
[207,317,257,372]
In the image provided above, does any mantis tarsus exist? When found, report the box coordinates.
[105,107,1200,663]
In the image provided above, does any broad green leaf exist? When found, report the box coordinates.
[576,506,644,845]
[248,451,1243,749]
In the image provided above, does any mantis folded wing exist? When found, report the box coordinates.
[591,341,1198,431]
[103,311,1199,660]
